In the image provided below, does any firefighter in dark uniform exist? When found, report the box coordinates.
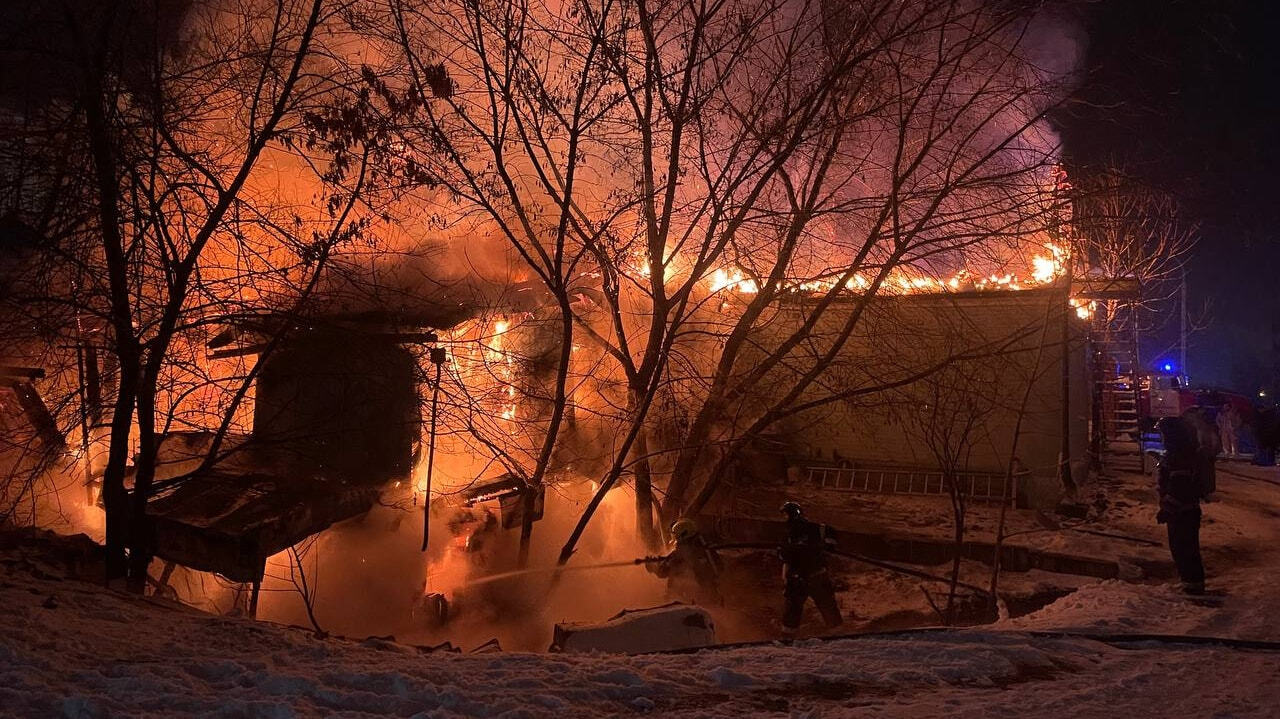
[779,501,843,631]
[645,518,723,606]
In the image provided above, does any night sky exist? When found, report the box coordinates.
[1058,0,1280,397]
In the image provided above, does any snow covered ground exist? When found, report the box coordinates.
[3,551,1279,718]
[4,458,1280,717]
[999,459,1280,641]
[714,454,1280,640]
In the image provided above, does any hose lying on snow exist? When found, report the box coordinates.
[648,626,1280,655]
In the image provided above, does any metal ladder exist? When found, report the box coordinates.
[1089,306,1146,474]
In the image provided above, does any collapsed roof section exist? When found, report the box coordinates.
[144,307,479,586]
[206,305,474,360]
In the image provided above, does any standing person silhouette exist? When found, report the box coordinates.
[1156,416,1208,595]
[778,502,843,632]
[1216,403,1240,457]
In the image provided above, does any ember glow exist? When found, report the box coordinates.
[707,268,760,295]
[1069,297,1097,320]
[702,239,1074,300]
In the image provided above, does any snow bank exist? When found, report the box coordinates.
[999,579,1218,634]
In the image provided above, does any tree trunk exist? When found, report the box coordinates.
[517,488,536,567]
[520,296,577,567]
[945,481,965,625]
[100,361,137,584]
[632,429,658,551]
[660,400,721,523]
[126,378,158,593]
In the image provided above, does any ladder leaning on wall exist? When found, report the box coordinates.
[1089,305,1146,474]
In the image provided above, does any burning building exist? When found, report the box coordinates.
[0,0,1147,645]
[761,287,1090,509]
[136,309,468,610]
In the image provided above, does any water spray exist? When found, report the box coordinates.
[461,557,660,590]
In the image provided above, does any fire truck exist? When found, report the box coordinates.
[1139,371,1254,427]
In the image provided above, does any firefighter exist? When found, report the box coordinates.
[778,501,843,632]
[645,518,723,606]
[1156,416,1207,595]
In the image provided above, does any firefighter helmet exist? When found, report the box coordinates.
[670,518,699,541]
[780,501,803,518]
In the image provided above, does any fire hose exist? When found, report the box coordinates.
[460,543,989,599]
[706,541,993,598]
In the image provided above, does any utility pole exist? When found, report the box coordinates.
[421,346,446,551]
[1179,267,1188,385]
[1271,316,1279,401]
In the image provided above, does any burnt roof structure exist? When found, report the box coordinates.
[145,471,380,583]
[141,309,472,598]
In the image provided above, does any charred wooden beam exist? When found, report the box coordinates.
[1,379,65,451]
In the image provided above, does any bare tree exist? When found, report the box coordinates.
[1070,164,1199,336]
[656,0,1073,527]
[899,358,1000,623]
[348,0,1073,567]
[286,538,326,636]
[0,0,401,592]
[349,0,620,564]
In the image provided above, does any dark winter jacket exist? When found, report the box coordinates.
[1157,454,1200,515]
[779,516,832,578]
[1157,416,1203,517]
[1182,407,1222,456]
[1257,408,1280,452]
